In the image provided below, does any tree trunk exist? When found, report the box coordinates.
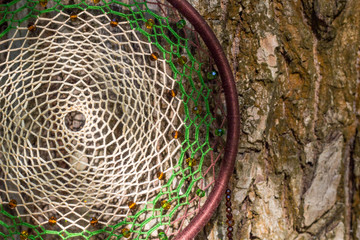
[190,0,360,239]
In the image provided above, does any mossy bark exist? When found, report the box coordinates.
[190,0,360,239]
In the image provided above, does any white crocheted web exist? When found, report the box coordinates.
[0,1,228,239]
[0,10,184,233]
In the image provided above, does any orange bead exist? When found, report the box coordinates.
[121,228,131,238]
[20,230,29,240]
[39,0,47,7]
[8,199,17,209]
[27,24,36,32]
[48,216,57,226]
[149,52,159,61]
[70,13,77,20]
[161,200,171,210]
[110,19,118,27]
[177,56,187,66]
[186,158,197,167]
[169,89,177,98]
[90,217,98,226]
[172,131,180,139]
[145,19,155,29]
[128,201,137,210]
[93,0,100,4]
[157,171,165,180]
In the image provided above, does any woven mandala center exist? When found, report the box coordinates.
[65,111,86,132]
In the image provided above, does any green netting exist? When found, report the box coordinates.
[0,0,227,239]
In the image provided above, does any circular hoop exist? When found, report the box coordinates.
[167,0,240,238]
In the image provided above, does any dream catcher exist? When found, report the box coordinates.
[0,0,239,239]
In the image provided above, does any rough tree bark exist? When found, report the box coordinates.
[189,0,360,239]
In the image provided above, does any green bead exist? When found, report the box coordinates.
[215,128,225,136]
[159,232,168,240]
[176,19,186,29]
[207,70,218,80]
[196,189,205,197]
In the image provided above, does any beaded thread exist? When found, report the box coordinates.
[225,188,234,239]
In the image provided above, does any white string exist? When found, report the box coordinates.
[0,9,184,233]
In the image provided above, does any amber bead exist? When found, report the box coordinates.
[27,24,36,32]
[128,201,137,210]
[121,228,131,238]
[186,157,197,167]
[172,131,180,139]
[226,207,232,213]
[145,19,155,29]
[70,13,77,20]
[177,56,187,66]
[149,52,159,62]
[227,219,234,226]
[39,0,47,7]
[110,19,118,27]
[226,201,231,207]
[157,171,165,180]
[227,226,233,232]
[93,0,100,4]
[226,212,233,219]
[226,194,231,201]
[169,89,177,98]
[161,200,171,210]
[20,230,29,240]
[49,216,57,226]
[90,217,98,226]
[8,199,17,209]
